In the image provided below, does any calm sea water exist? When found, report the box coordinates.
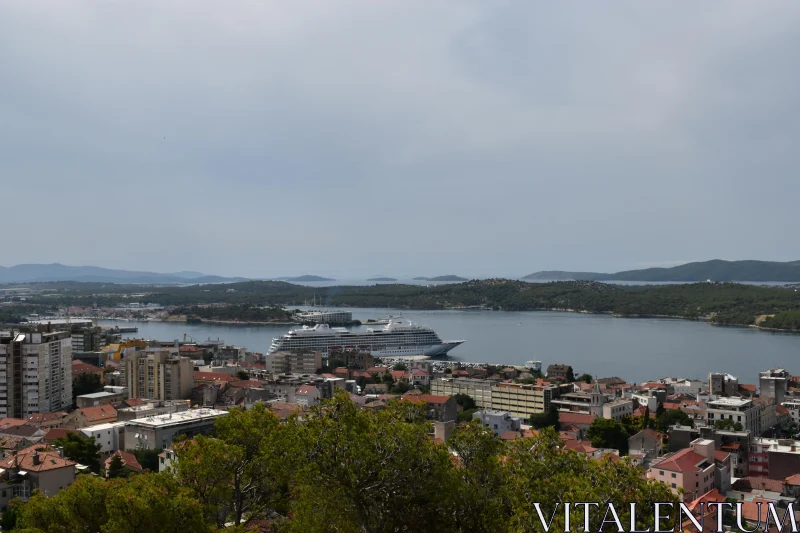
[103,307,800,385]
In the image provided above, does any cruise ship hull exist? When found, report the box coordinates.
[268,319,465,359]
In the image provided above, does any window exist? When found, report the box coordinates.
[671,473,676,478]
[671,483,676,489]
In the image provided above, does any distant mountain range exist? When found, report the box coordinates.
[413,275,468,282]
[272,275,335,282]
[0,263,248,284]
[523,260,800,282]
[367,277,398,282]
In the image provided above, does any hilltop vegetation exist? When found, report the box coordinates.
[524,259,800,282]
[17,278,800,330]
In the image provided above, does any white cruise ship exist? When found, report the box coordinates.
[268,318,465,358]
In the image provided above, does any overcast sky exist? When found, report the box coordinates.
[1,1,799,279]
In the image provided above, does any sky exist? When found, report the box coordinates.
[1,1,799,279]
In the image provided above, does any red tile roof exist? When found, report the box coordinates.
[401,394,451,405]
[713,450,730,463]
[28,411,68,423]
[687,488,726,513]
[557,412,596,426]
[653,448,710,473]
[732,477,785,493]
[296,385,317,396]
[179,345,204,354]
[777,405,791,416]
[194,372,234,383]
[105,450,143,473]
[42,428,79,442]
[78,405,117,423]
[786,473,800,486]
[389,370,409,380]
[563,439,598,454]
[0,418,27,429]
[0,444,76,472]
[501,431,521,441]
[739,384,757,393]
[71,360,102,376]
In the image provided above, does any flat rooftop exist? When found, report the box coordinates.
[708,397,751,407]
[126,408,228,428]
[78,392,121,399]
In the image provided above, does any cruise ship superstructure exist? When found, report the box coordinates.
[268,318,464,358]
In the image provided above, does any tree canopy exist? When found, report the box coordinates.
[586,417,630,454]
[54,433,102,473]
[12,391,678,533]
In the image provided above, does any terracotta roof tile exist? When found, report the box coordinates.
[732,477,785,493]
[193,371,234,382]
[653,448,711,473]
[78,405,117,423]
[0,444,76,472]
[105,450,143,472]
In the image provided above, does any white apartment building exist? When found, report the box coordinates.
[81,422,126,455]
[706,397,759,435]
[0,329,73,419]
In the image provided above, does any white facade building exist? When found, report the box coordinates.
[81,422,126,454]
[0,329,72,419]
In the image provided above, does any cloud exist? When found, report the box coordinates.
[1,1,799,277]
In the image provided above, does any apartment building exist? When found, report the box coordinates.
[125,408,227,450]
[121,348,193,401]
[648,439,717,502]
[759,368,789,405]
[265,350,322,374]
[749,438,800,480]
[708,373,739,397]
[431,377,571,417]
[706,397,759,434]
[0,328,73,419]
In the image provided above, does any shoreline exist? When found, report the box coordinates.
[92,308,800,335]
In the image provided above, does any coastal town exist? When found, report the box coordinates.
[1,315,800,530]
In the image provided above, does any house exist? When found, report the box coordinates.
[557,411,596,430]
[363,383,389,395]
[104,450,143,476]
[41,428,79,444]
[26,411,69,430]
[546,364,575,382]
[401,394,457,422]
[648,439,717,501]
[158,447,178,472]
[0,444,76,507]
[628,429,665,461]
[295,385,321,407]
[63,405,118,429]
[472,410,522,437]
[410,370,430,388]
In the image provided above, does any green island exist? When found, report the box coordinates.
[7,278,800,331]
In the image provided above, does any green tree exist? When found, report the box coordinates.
[236,370,249,380]
[453,393,476,411]
[287,391,454,533]
[1,500,21,531]
[643,406,651,428]
[578,373,592,384]
[103,474,210,533]
[54,433,102,473]
[504,428,678,532]
[586,417,629,454]
[657,409,693,432]
[107,454,129,479]
[714,419,744,432]
[529,406,560,431]
[175,403,293,528]
[392,362,408,371]
[18,475,110,533]
[71,373,103,404]
[655,401,666,418]
[446,421,509,532]
[130,448,161,472]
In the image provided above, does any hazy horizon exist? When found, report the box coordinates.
[2,2,799,278]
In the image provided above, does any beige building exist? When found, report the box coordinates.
[431,377,571,417]
[0,328,73,419]
[648,438,716,501]
[265,350,322,375]
[121,348,193,401]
